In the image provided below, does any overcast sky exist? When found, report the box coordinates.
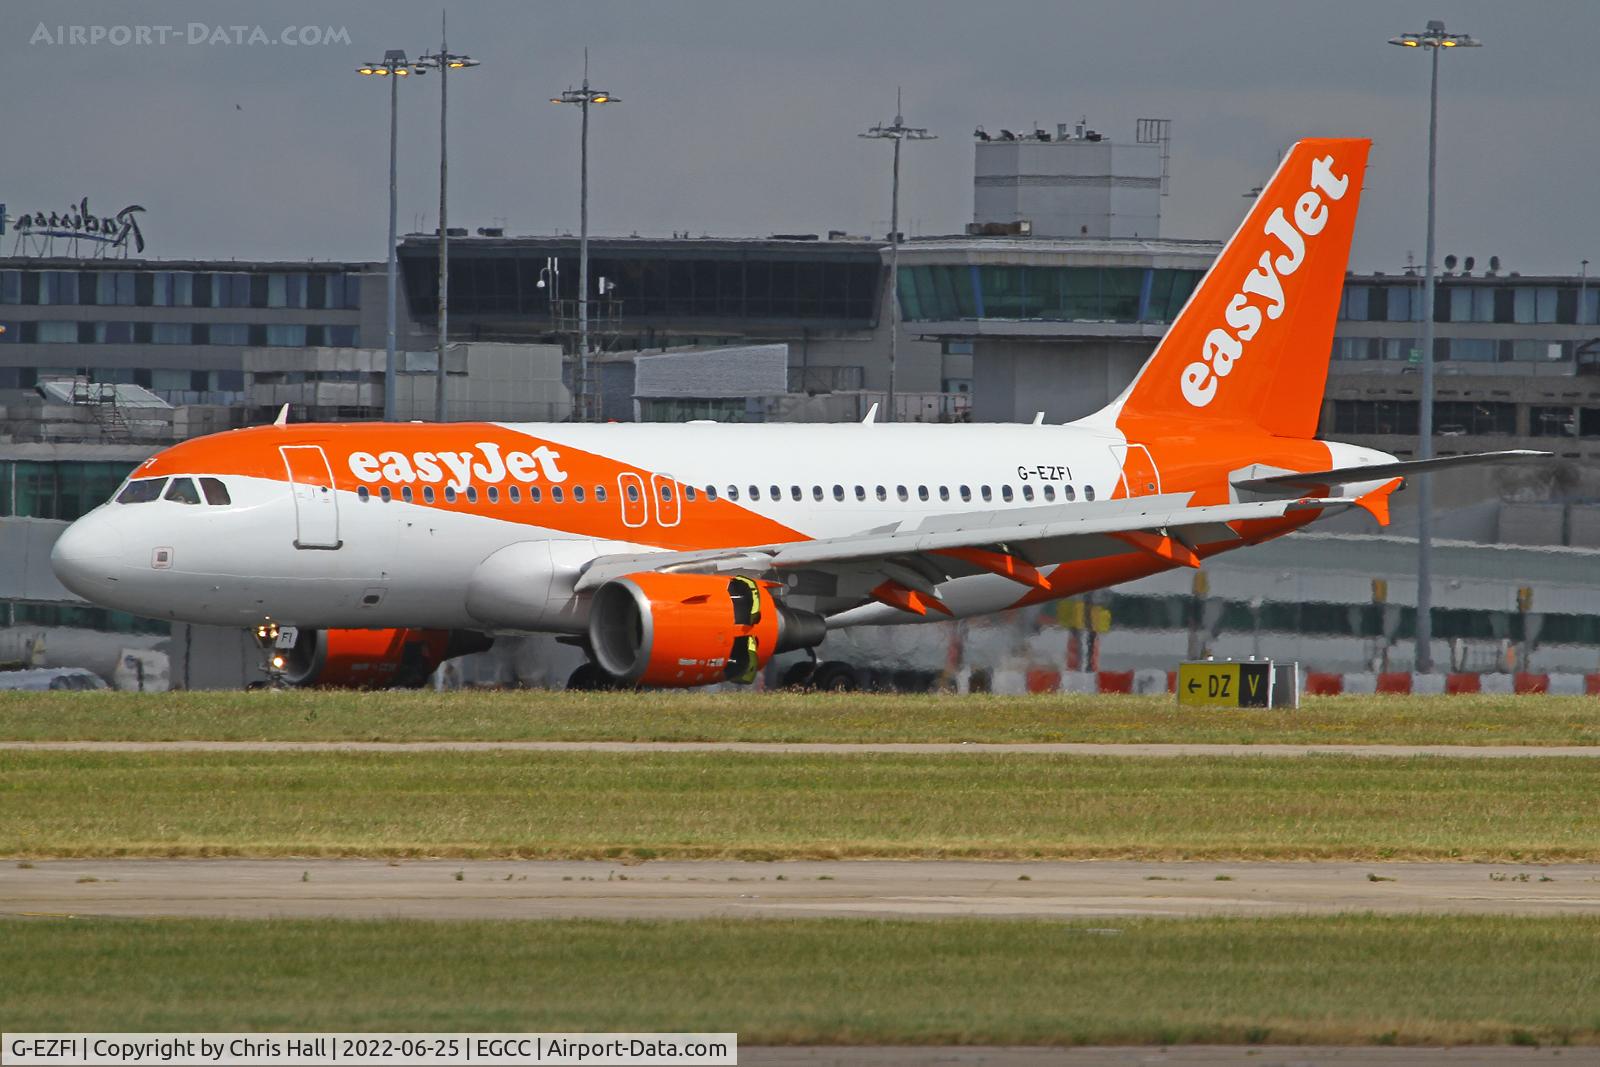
[3,0,1592,274]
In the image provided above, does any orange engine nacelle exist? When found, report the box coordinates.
[588,573,826,687]
[279,627,491,689]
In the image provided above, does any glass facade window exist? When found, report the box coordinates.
[4,460,139,520]
[1530,405,1574,437]
[1385,285,1416,322]
[1331,399,1419,436]
[151,323,193,345]
[1434,401,1516,436]
[1342,285,1370,320]
[0,271,19,304]
[896,266,1201,324]
[264,324,307,346]
[206,323,249,345]
[1449,338,1496,362]
[36,321,77,343]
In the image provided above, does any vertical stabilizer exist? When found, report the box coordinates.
[1111,138,1370,439]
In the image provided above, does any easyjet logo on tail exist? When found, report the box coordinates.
[348,442,569,492]
[1180,155,1350,408]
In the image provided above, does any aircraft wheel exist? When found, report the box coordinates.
[810,661,859,692]
[779,661,818,690]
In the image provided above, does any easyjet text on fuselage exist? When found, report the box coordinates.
[347,442,568,492]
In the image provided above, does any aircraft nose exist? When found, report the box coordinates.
[50,514,123,600]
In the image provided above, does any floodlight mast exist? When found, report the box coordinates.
[357,49,419,422]
[551,52,619,421]
[1388,19,1480,674]
[860,90,936,423]
[417,15,481,422]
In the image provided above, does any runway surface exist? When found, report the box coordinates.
[5,740,1599,757]
[6,859,1597,920]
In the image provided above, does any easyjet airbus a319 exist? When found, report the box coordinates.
[51,139,1541,689]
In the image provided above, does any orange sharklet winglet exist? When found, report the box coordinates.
[870,580,954,617]
[933,547,1049,590]
[1111,530,1202,569]
[1354,477,1404,527]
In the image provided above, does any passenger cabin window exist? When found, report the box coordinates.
[790,485,802,501]
[199,477,231,506]
[875,485,887,501]
[358,486,370,502]
[116,478,167,504]
[1021,485,1034,502]
[379,487,392,503]
[660,485,674,502]
[424,486,436,503]
[980,486,993,502]
[896,485,908,501]
[683,486,696,502]
[1043,485,1056,501]
[854,485,866,501]
[508,486,520,503]
[833,485,845,501]
[1084,485,1096,501]
[402,486,413,503]
[572,486,585,503]
[959,485,972,502]
[748,485,760,501]
[1062,485,1076,501]
[705,485,719,501]
[164,478,202,505]
[552,486,565,503]
[465,487,479,504]
[812,486,823,501]
[918,486,929,501]
[768,485,780,501]
[627,484,640,502]
[444,487,457,503]
[529,487,542,503]
[1001,486,1014,502]
[939,486,950,501]
[727,486,739,501]
[596,486,608,502]
[487,486,500,503]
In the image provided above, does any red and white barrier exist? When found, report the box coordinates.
[997,669,1600,696]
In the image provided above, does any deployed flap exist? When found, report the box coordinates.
[1231,449,1548,492]
[573,495,1349,592]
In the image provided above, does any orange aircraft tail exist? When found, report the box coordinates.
[1112,137,1371,439]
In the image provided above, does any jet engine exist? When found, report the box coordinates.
[276,627,492,689]
[587,573,826,687]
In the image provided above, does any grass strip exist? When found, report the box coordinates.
[2,690,1599,745]
[4,751,1596,860]
[2,915,1597,1045]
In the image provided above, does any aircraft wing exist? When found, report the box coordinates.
[572,493,1349,601]
[1230,449,1548,493]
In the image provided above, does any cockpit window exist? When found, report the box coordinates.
[164,478,202,505]
[199,477,231,506]
[115,478,167,504]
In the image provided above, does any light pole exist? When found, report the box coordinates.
[417,19,480,423]
[358,50,418,422]
[860,91,935,423]
[552,54,619,422]
[1389,20,1479,675]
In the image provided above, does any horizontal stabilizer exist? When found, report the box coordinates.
[1232,450,1549,493]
